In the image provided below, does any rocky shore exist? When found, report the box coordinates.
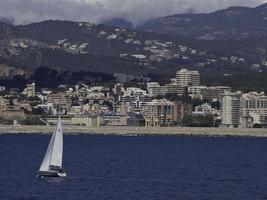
[0,125,267,138]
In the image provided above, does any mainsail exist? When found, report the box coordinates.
[39,117,63,172]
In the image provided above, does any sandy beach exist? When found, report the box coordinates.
[0,125,266,137]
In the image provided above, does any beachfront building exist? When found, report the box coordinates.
[240,92,267,127]
[173,101,193,123]
[142,99,175,127]
[221,92,241,128]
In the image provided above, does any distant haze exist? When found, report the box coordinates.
[0,0,266,25]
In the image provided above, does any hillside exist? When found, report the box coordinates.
[0,20,207,75]
[0,18,266,77]
[139,3,267,40]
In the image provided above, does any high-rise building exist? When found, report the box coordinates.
[221,92,241,128]
[26,82,36,97]
[176,69,200,87]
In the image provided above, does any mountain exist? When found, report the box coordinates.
[139,3,267,40]
[0,19,266,77]
[0,20,193,75]
[102,18,134,29]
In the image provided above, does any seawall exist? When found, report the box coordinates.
[0,125,267,138]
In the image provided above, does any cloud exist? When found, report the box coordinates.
[0,0,265,25]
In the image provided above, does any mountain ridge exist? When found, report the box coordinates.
[139,3,267,40]
[0,4,266,76]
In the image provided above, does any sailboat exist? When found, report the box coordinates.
[37,117,67,178]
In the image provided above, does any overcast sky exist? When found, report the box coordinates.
[0,0,266,25]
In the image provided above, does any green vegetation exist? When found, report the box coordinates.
[0,67,116,89]
[201,71,267,93]
[182,115,215,127]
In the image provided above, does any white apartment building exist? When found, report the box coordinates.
[176,69,200,87]
[221,92,241,128]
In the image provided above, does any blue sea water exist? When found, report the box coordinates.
[0,134,267,200]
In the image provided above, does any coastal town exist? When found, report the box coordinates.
[0,67,266,130]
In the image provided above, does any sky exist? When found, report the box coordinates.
[0,0,266,25]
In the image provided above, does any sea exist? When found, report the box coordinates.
[0,134,267,200]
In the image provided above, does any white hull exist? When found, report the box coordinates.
[57,172,67,177]
[37,171,67,178]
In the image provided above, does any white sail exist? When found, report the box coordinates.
[39,117,63,172]
[50,117,63,168]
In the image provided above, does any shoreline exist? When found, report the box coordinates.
[0,125,267,138]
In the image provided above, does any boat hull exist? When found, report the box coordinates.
[37,171,67,178]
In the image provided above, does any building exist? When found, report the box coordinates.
[193,103,219,116]
[113,83,124,95]
[240,92,267,126]
[201,86,231,101]
[147,82,167,97]
[47,93,72,115]
[176,69,200,87]
[221,92,241,128]
[127,113,145,126]
[123,87,147,96]
[188,86,231,101]
[147,82,185,97]
[26,82,36,97]
[166,83,186,96]
[142,99,175,127]
[188,86,207,95]
[173,101,193,123]
[119,87,150,112]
